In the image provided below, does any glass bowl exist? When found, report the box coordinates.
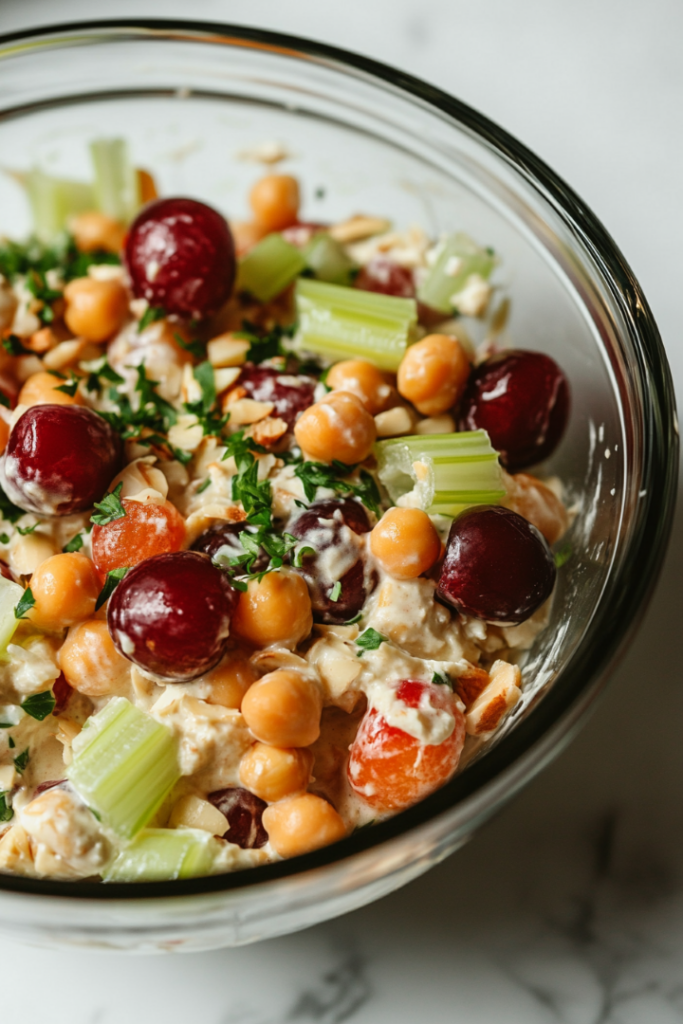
[0,19,676,953]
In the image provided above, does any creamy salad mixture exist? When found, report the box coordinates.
[0,141,570,881]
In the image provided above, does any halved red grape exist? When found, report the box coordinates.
[53,673,73,715]
[190,520,269,574]
[437,505,556,624]
[1,405,121,516]
[107,551,239,682]
[124,197,236,319]
[238,365,315,427]
[289,498,375,624]
[355,259,415,299]
[458,350,569,470]
[208,787,268,848]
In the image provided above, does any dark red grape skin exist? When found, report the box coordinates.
[191,521,270,574]
[1,405,122,516]
[438,506,556,625]
[289,498,375,624]
[124,197,236,319]
[53,673,73,715]
[208,787,268,849]
[238,365,315,427]
[458,350,570,471]
[354,258,443,327]
[107,551,239,682]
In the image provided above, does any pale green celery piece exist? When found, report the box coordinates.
[375,429,505,517]
[303,233,356,286]
[417,233,496,315]
[295,278,417,371]
[0,576,28,659]
[237,233,308,302]
[104,828,224,882]
[67,697,180,839]
[90,138,140,223]
[27,169,95,242]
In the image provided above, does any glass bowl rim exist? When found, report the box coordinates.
[0,17,677,902]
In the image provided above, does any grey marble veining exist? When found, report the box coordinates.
[0,0,681,1021]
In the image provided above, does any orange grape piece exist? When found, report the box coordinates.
[91,498,186,577]
[347,680,465,812]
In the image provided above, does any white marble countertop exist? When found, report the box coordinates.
[1,1,681,1020]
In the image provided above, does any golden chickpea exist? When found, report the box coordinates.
[240,743,314,803]
[370,507,441,579]
[230,220,268,257]
[241,670,322,748]
[59,619,130,696]
[231,569,312,649]
[18,371,85,409]
[63,277,129,343]
[202,650,258,709]
[136,168,158,204]
[249,174,300,233]
[262,794,346,858]
[29,553,100,632]
[397,334,471,415]
[326,359,394,415]
[70,211,126,254]
[294,391,376,465]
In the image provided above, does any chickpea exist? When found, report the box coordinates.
[262,794,346,858]
[241,670,322,748]
[231,568,312,649]
[240,743,314,803]
[249,174,300,233]
[294,391,376,465]
[70,211,125,254]
[397,334,471,415]
[28,553,100,632]
[230,220,267,257]
[18,370,85,409]
[136,168,158,204]
[59,619,130,696]
[370,508,441,579]
[202,651,258,709]
[63,277,129,343]
[326,359,394,415]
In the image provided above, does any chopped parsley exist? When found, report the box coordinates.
[0,793,13,823]
[21,690,56,721]
[13,748,29,774]
[329,580,342,602]
[0,534,9,545]
[2,334,32,357]
[8,736,14,750]
[53,371,81,398]
[63,532,84,553]
[14,587,35,620]
[355,628,387,656]
[234,320,295,364]
[16,522,39,536]
[184,361,229,437]
[431,671,453,690]
[0,232,120,284]
[173,332,205,360]
[293,545,316,568]
[138,304,167,333]
[0,392,10,410]
[294,460,381,516]
[196,478,212,495]
[344,612,363,625]
[84,358,125,395]
[554,543,572,568]
[95,566,129,611]
[222,431,272,526]
[0,485,24,525]
[91,482,126,527]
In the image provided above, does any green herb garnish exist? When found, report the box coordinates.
[329,581,342,603]
[184,361,229,437]
[95,566,129,611]
[554,543,572,568]
[138,305,166,333]
[294,460,381,516]
[0,793,13,823]
[21,690,56,721]
[63,533,84,553]
[355,628,387,656]
[431,671,453,690]
[91,482,126,527]
[16,522,39,536]
[0,485,25,525]
[13,748,29,774]
[14,588,35,620]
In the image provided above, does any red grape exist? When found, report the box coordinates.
[238,365,315,427]
[289,498,375,623]
[1,405,121,516]
[458,350,569,470]
[438,505,556,624]
[52,673,73,715]
[124,197,236,319]
[191,520,270,573]
[208,787,268,848]
[107,551,239,681]
[355,259,415,298]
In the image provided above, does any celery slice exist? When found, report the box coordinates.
[238,233,307,302]
[104,828,223,882]
[67,697,180,839]
[375,430,505,516]
[417,233,496,315]
[295,278,417,371]
[27,169,95,242]
[90,138,140,224]
[0,576,27,659]
[303,233,356,286]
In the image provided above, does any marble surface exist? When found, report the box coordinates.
[1,1,682,1020]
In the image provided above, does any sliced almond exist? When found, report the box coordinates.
[374,405,417,438]
[167,415,204,453]
[416,414,456,435]
[227,398,274,426]
[465,660,521,737]
[247,416,288,446]
[207,334,251,367]
[454,664,490,708]
[328,215,392,244]
[184,504,246,546]
[43,338,94,370]
[169,794,228,836]
[214,367,242,394]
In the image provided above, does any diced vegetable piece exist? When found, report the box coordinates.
[303,233,356,286]
[103,828,224,882]
[375,430,505,516]
[67,697,180,839]
[0,576,27,659]
[26,169,95,242]
[90,138,140,224]
[238,233,307,302]
[295,278,417,371]
[417,233,495,315]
